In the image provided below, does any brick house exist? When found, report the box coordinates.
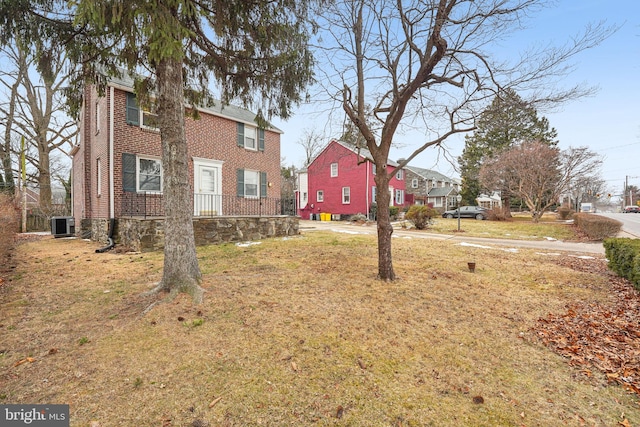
[404,166,459,211]
[71,73,286,242]
[298,140,407,220]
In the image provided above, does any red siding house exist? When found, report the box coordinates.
[72,73,283,240]
[300,140,407,220]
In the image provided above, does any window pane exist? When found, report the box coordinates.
[245,127,256,149]
[244,170,259,197]
[142,111,159,129]
[139,158,161,192]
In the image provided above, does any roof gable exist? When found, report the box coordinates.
[405,166,453,182]
[309,139,399,167]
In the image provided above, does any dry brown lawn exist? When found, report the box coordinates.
[1,230,639,426]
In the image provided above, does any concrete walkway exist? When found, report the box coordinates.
[299,220,609,255]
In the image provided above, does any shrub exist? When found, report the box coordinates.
[389,206,399,219]
[0,193,20,263]
[603,238,640,290]
[486,207,509,221]
[405,205,439,230]
[573,213,622,240]
[349,213,368,222]
[556,206,574,220]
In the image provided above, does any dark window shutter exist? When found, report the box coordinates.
[122,153,136,192]
[126,93,139,126]
[237,122,244,147]
[258,128,265,152]
[236,169,245,196]
[260,171,267,198]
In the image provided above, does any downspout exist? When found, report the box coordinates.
[366,160,370,220]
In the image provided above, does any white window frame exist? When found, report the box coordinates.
[342,187,351,204]
[244,125,257,150]
[411,178,418,188]
[330,163,338,177]
[317,190,324,202]
[95,101,101,135]
[396,169,404,180]
[372,186,377,203]
[395,189,404,205]
[137,155,162,193]
[243,169,260,198]
[96,158,102,197]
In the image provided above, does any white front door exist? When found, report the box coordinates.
[194,159,223,216]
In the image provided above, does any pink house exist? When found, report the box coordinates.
[298,140,407,220]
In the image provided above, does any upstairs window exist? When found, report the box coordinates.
[396,169,404,180]
[125,92,158,130]
[411,178,418,188]
[317,190,324,202]
[237,122,265,151]
[330,163,338,177]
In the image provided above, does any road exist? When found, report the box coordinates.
[596,212,640,238]
[299,220,608,255]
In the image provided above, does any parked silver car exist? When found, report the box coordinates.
[442,206,488,220]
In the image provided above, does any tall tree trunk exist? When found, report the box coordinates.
[37,146,52,212]
[1,71,21,195]
[374,171,395,281]
[154,57,203,302]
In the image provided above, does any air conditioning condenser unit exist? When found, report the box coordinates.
[51,216,75,238]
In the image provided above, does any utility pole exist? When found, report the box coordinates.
[626,176,640,207]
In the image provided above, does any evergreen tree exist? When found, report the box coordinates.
[458,89,558,206]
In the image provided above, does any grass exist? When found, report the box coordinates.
[1,230,638,426]
[411,213,577,241]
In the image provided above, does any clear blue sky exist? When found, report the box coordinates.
[273,1,640,197]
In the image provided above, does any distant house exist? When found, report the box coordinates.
[476,192,502,209]
[299,140,407,220]
[404,166,460,211]
[71,72,284,241]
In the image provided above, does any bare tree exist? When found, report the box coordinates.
[0,40,77,211]
[479,141,602,222]
[296,128,326,166]
[314,0,613,280]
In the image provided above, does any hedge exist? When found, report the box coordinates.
[572,213,622,240]
[603,238,640,290]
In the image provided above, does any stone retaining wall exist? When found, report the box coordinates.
[111,216,299,252]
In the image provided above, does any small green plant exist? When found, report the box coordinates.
[184,318,204,328]
[405,205,439,230]
[78,337,90,345]
[133,377,143,388]
[389,206,399,219]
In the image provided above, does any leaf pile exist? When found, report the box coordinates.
[533,256,640,395]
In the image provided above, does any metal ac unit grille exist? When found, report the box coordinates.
[51,216,75,237]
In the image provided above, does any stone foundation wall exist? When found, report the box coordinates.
[113,216,299,252]
[81,218,110,243]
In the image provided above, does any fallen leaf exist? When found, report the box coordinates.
[14,357,36,367]
[336,405,344,419]
[619,419,631,427]
[208,396,222,408]
[291,361,298,372]
[472,396,484,404]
